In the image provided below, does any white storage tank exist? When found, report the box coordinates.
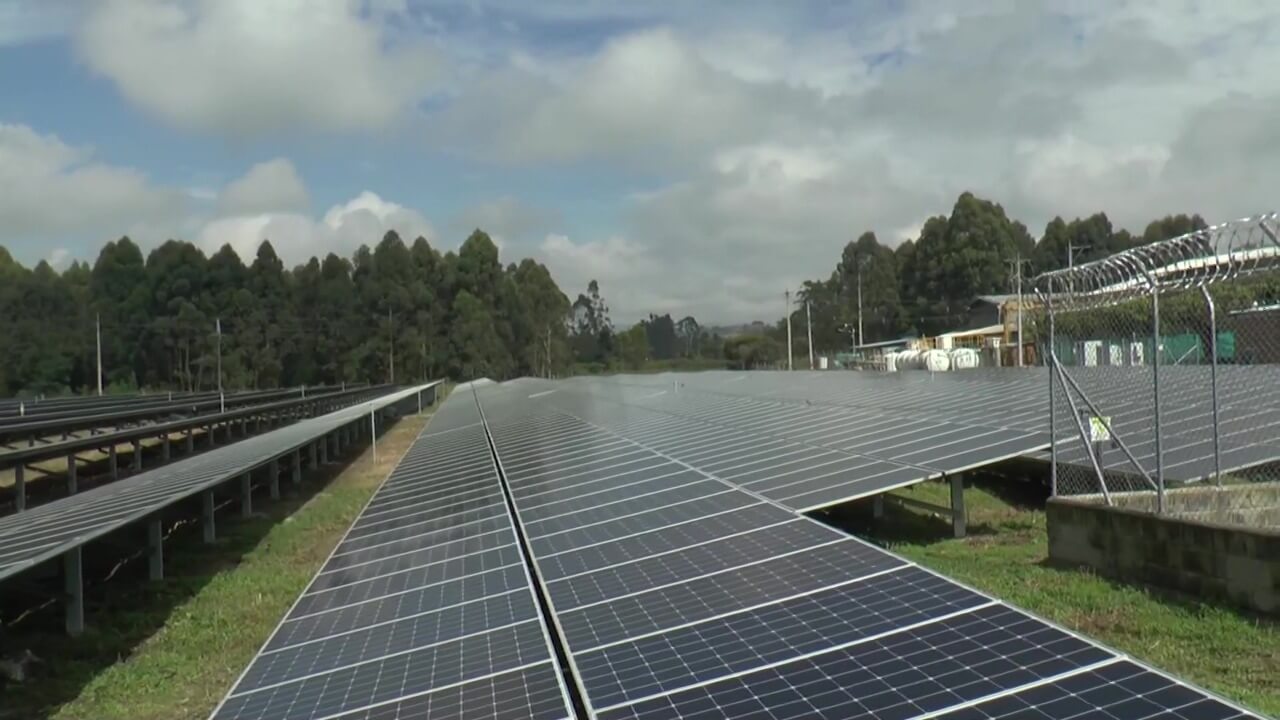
[949,348,980,370]
[922,349,951,372]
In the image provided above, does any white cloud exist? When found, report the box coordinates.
[0,123,184,247]
[449,197,561,247]
[76,0,439,136]
[199,190,438,264]
[217,158,310,215]
[0,0,75,46]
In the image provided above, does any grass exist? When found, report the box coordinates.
[0,411,430,720]
[822,478,1280,717]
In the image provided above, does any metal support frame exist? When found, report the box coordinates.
[64,547,84,636]
[108,444,118,481]
[161,434,170,463]
[319,438,329,465]
[240,473,253,519]
[148,517,164,581]
[292,450,302,485]
[132,439,143,471]
[13,463,26,511]
[202,490,216,544]
[67,453,77,494]
[329,431,339,459]
[208,423,216,448]
[186,428,194,454]
[871,495,884,519]
[268,459,280,501]
[949,473,967,539]
[310,441,319,469]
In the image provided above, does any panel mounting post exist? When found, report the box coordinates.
[160,434,170,463]
[872,494,884,519]
[268,459,280,501]
[108,444,118,481]
[292,449,302,485]
[148,516,164,581]
[949,473,967,539]
[202,490,216,544]
[240,473,253,519]
[186,428,194,454]
[310,441,319,469]
[66,453,77,495]
[64,547,84,636]
[132,439,143,471]
[13,463,25,512]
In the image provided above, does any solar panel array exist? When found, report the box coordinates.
[0,383,436,582]
[571,367,1280,488]
[543,373,1047,512]
[218,377,1260,719]
[211,393,575,720]
[475,381,1257,719]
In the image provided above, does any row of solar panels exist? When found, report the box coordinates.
[0,383,439,583]
[214,379,1258,719]
[586,366,1280,486]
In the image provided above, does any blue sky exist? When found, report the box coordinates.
[2,1,1278,323]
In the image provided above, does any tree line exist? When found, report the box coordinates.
[785,192,1210,358]
[0,230,575,396]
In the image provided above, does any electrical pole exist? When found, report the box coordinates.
[1005,256,1031,367]
[784,290,793,371]
[1067,240,1091,269]
[95,314,103,396]
[387,309,395,384]
[806,301,814,370]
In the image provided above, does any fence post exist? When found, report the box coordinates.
[1202,286,1222,486]
[1045,284,1057,498]
[1150,281,1164,514]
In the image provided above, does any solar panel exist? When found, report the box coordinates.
[0,384,437,582]
[470,380,1259,720]
[209,392,575,720]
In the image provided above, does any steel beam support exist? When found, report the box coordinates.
[67,453,77,495]
[64,547,84,636]
[240,473,252,519]
[268,459,280,501]
[148,517,164,581]
[202,490,216,544]
[14,463,25,511]
[291,450,302,485]
[950,473,967,539]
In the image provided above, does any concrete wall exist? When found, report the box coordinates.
[1047,496,1280,615]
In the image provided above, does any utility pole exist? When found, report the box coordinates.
[215,318,224,410]
[1067,240,1091,269]
[784,290,793,371]
[545,326,553,379]
[806,301,814,370]
[1005,256,1031,367]
[387,309,395,384]
[95,314,103,396]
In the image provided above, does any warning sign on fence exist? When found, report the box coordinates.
[1088,415,1112,443]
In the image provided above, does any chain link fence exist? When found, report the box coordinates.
[1033,213,1280,529]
